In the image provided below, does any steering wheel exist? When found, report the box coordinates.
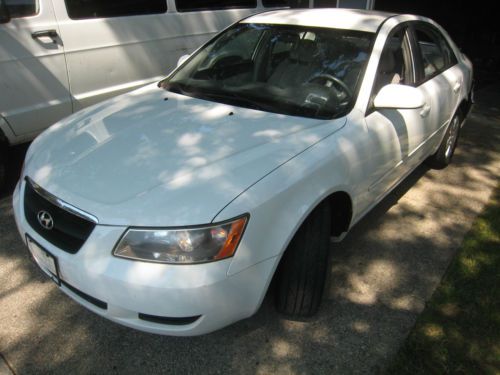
[307,74,352,101]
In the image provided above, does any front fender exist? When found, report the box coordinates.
[214,128,353,277]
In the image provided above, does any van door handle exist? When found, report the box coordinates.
[420,104,431,118]
[31,29,59,41]
[453,82,461,93]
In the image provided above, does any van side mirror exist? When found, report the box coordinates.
[373,84,425,109]
[177,54,190,67]
[0,0,11,24]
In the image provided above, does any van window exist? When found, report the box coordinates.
[175,0,256,12]
[262,0,289,6]
[65,0,167,20]
[4,0,38,18]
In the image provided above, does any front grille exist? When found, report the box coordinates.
[24,179,96,253]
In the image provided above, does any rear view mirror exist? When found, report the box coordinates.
[0,0,11,24]
[374,84,425,110]
[177,54,190,67]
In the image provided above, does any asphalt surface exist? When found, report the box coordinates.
[1,85,499,375]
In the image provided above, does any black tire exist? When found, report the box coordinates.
[0,159,5,192]
[426,112,461,169]
[0,141,6,192]
[275,203,331,317]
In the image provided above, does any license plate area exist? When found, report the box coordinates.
[26,234,60,286]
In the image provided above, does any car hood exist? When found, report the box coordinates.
[25,84,346,226]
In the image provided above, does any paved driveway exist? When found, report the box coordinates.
[1,86,499,375]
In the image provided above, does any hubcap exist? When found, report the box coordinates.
[445,116,460,159]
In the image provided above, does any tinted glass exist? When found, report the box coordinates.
[262,0,289,6]
[65,0,167,20]
[4,0,38,18]
[337,0,368,9]
[162,23,374,119]
[415,26,457,80]
[314,0,337,7]
[176,0,256,12]
[373,27,411,94]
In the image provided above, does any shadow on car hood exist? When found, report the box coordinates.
[25,84,346,226]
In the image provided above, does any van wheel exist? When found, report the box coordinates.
[426,113,461,169]
[0,160,5,191]
[0,144,6,191]
[275,203,331,317]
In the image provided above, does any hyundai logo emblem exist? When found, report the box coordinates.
[37,210,54,230]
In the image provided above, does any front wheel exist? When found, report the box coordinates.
[426,112,461,169]
[275,203,331,317]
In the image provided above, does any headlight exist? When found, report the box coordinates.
[113,215,248,264]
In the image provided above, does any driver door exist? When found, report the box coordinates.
[364,24,426,201]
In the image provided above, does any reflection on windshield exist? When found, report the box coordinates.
[162,23,373,119]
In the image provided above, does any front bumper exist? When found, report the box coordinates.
[13,180,276,336]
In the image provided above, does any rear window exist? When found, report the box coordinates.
[175,0,256,12]
[65,0,167,20]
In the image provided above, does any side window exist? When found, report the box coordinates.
[4,0,38,18]
[65,0,167,20]
[414,25,458,81]
[176,0,257,12]
[373,27,412,95]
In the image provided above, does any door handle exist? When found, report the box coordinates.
[31,29,59,41]
[453,82,461,93]
[420,104,431,118]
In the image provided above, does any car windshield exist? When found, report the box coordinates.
[162,23,374,119]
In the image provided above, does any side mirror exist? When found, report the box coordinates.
[0,0,11,24]
[177,54,190,67]
[373,84,425,110]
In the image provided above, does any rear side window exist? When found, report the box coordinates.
[4,0,38,18]
[65,0,167,20]
[176,0,257,12]
[414,25,458,81]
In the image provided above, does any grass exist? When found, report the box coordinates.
[387,184,500,374]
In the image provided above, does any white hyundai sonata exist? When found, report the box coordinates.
[13,9,473,335]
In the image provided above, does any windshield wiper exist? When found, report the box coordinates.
[160,82,278,114]
[160,81,187,96]
[200,90,271,112]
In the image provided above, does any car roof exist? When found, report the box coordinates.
[242,8,396,33]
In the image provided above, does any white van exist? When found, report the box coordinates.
[0,0,287,188]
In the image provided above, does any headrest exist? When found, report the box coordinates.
[378,50,396,73]
[290,39,318,64]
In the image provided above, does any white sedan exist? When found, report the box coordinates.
[13,9,473,336]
